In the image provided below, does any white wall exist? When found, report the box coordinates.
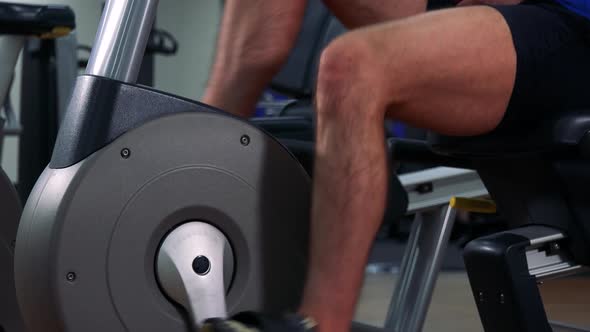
[1,0,222,181]
[156,1,222,99]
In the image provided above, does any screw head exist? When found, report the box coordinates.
[551,243,560,251]
[416,183,434,194]
[192,256,211,276]
[120,148,131,159]
[66,272,77,282]
[240,135,250,146]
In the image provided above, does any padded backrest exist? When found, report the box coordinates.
[305,17,346,92]
[271,0,346,97]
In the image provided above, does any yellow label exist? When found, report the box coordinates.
[40,26,72,39]
[450,196,497,214]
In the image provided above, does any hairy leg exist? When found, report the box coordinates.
[202,0,307,116]
[299,6,516,331]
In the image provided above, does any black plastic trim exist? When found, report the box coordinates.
[0,3,75,35]
[464,231,552,332]
[50,75,222,168]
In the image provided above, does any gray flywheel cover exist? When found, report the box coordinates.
[15,112,310,332]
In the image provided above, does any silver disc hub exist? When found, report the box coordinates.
[156,222,235,328]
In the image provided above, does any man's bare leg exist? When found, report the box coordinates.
[202,0,428,117]
[202,0,307,116]
[299,6,516,331]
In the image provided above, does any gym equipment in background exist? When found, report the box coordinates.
[18,14,178,202]
[0,4,76,332]
[17,33,77,202]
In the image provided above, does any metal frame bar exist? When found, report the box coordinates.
[0,35,25,164]
[0,35,25,137]
[384,205,458,332]
[399,167,488,213]
[550,321,590,332]
[86,0,159,83]
[357,167,489,332]
[384,167,487,332]
[0,35,25,107]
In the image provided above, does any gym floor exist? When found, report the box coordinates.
[355,240,590,332]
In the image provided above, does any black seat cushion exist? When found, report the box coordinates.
[0,3,75,36]
[428,109,590,158]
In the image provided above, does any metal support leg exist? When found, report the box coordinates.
[550,321,590,332]
[384,205,457,332]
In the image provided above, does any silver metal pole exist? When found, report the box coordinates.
[0,36,25,146]
[0,36,25,107]
[384,205,457,332]
[86,0,159,83]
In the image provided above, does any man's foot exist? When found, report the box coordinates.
[201,312,317,332]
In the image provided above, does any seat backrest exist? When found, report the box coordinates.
[304,16,346,93]
[0,116,4,161]
[271,0,346,97]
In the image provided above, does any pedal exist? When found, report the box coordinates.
[156,222,234,328]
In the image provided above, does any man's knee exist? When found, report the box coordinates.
[316,34,387,114]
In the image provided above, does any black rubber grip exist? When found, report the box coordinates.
[0,3,75,36]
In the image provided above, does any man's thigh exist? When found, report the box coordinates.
[339,2,590,136]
